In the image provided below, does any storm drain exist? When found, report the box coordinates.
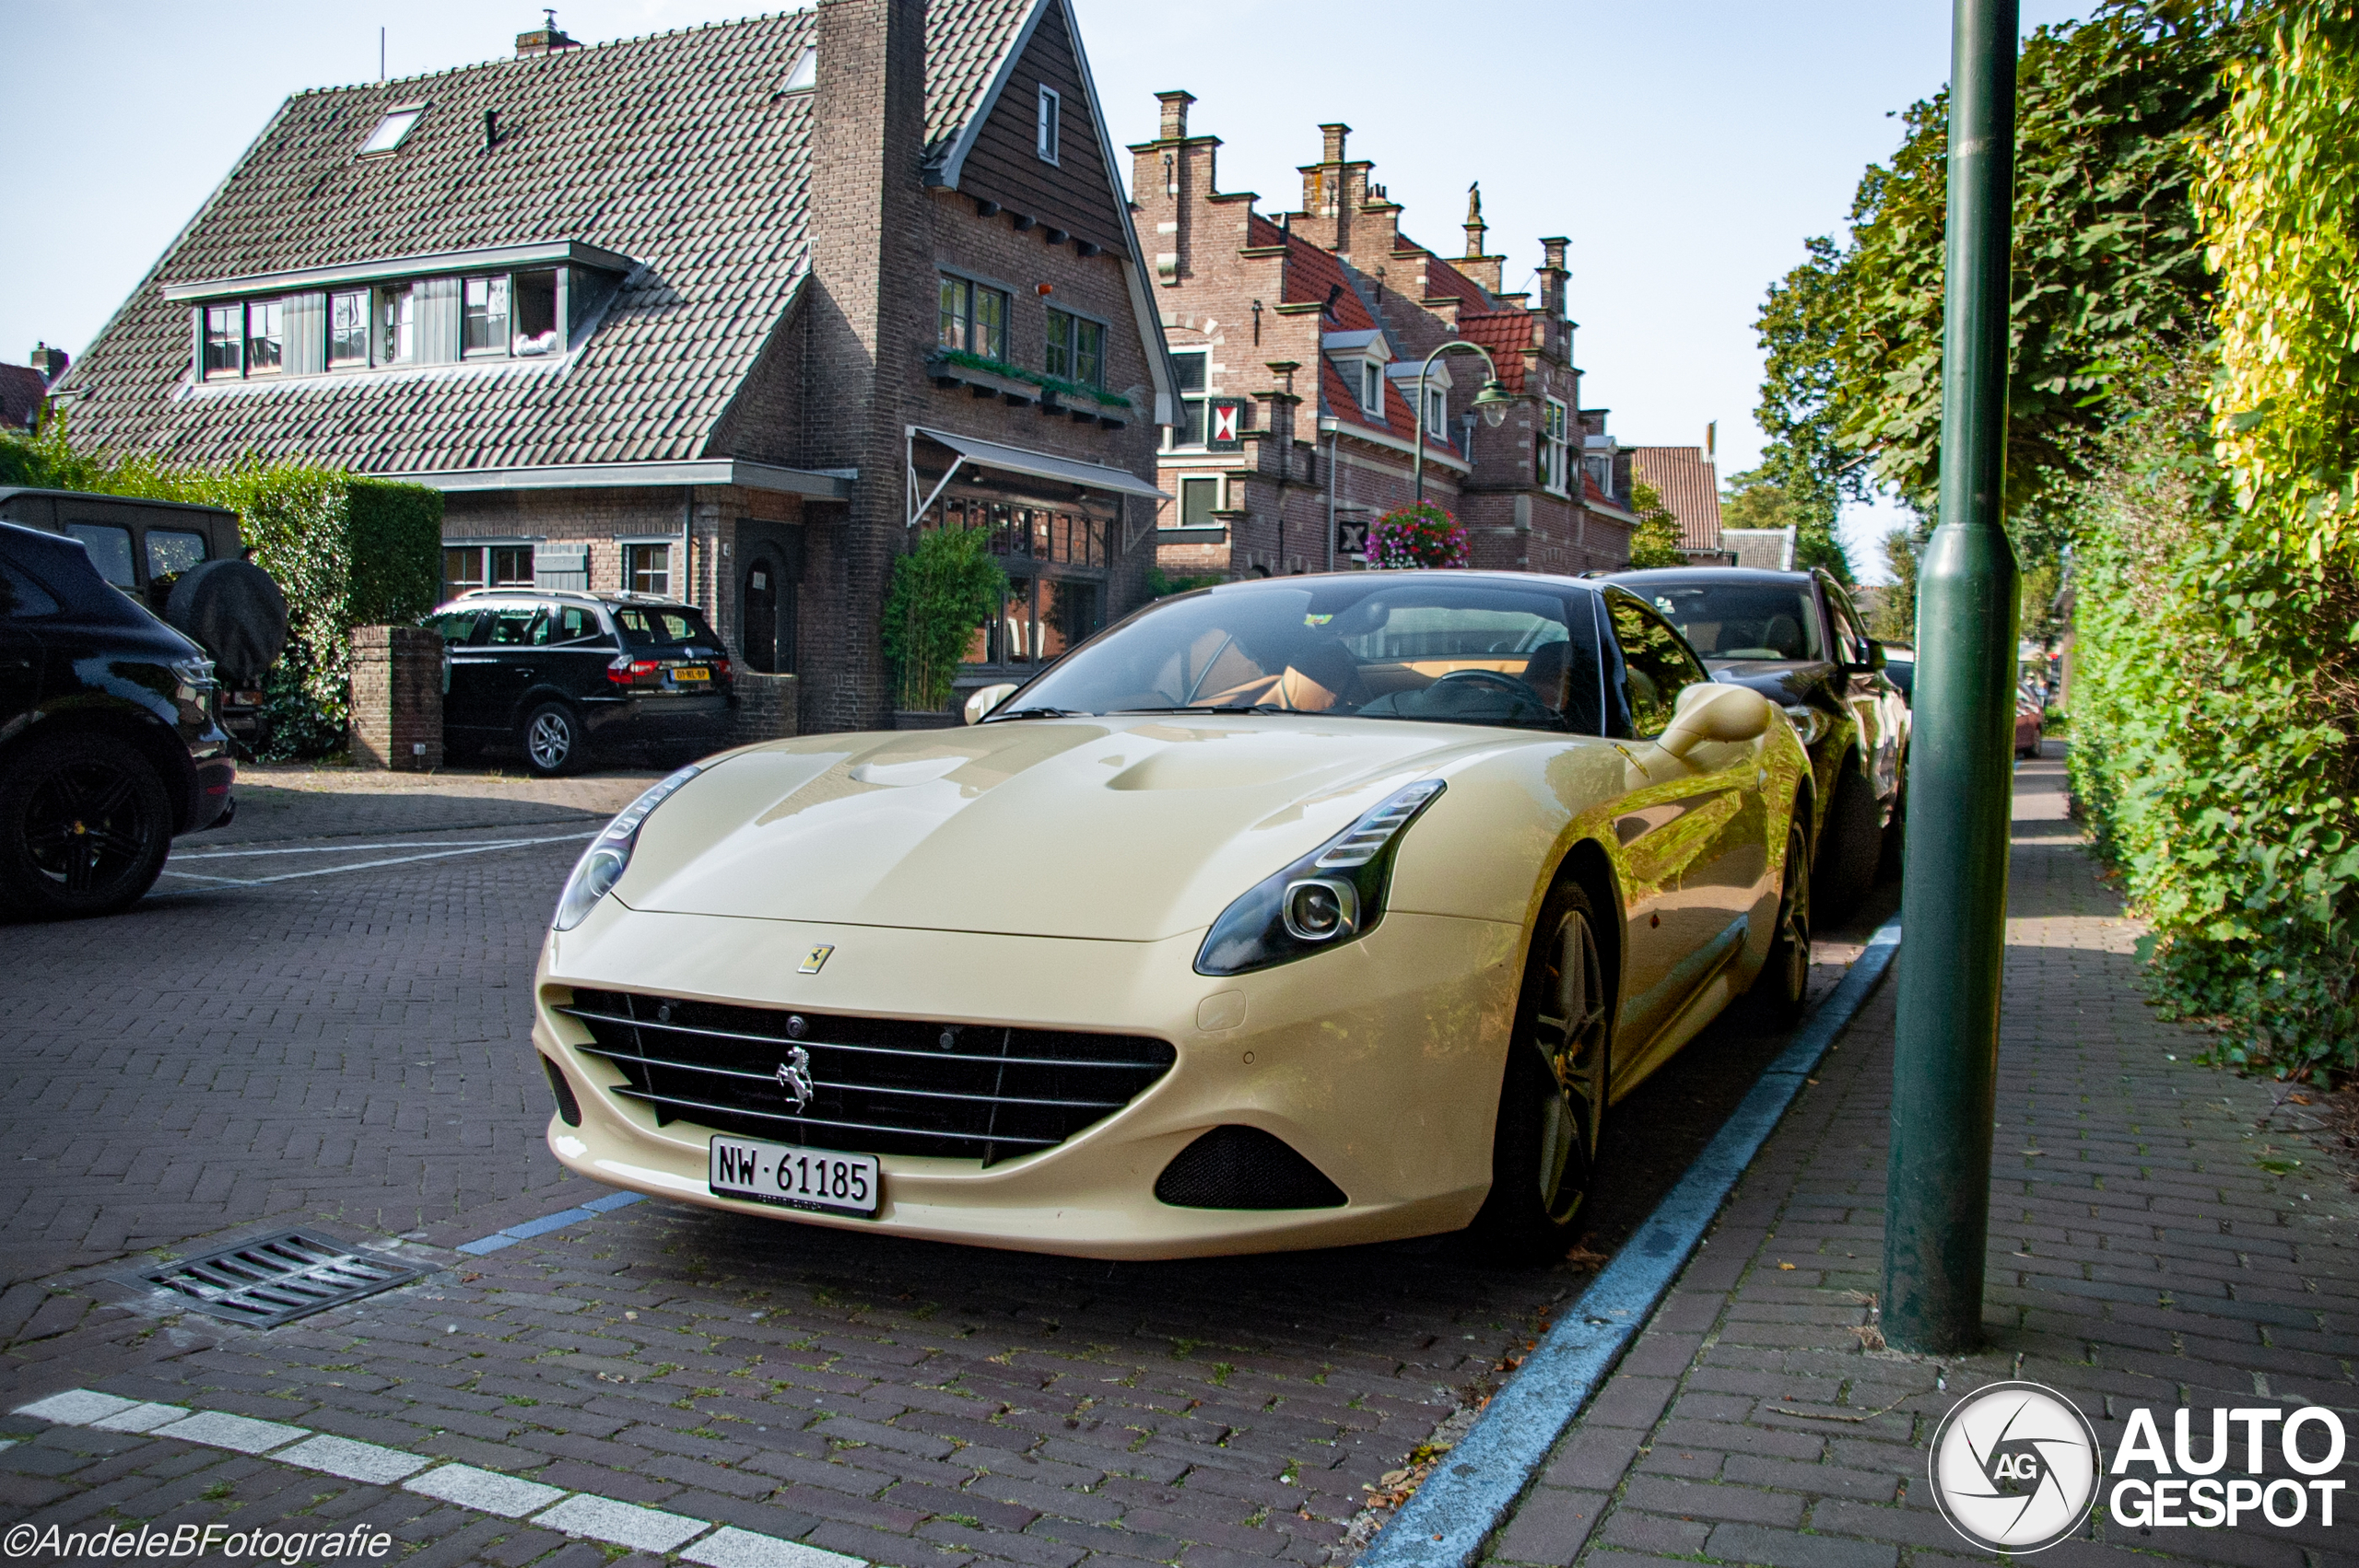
[138,1232,424,1328]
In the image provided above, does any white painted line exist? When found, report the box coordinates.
[687,1527,869,1568]
[533,1494,710,1554]
[11,1390,139,1425]
[145,1410,310,1454]
[91,1402,191,1433]
[276,1433,433,1484]
[157,831,598,888]
[405,1462,569,1518]
[172,832,601,860]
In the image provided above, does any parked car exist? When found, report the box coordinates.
[1607,566,1908,918]
[2015,685,2046,759]
[0,488,287,752]
[1,520,236,917]
[532,571,1814,1262]
[428,590,735,777]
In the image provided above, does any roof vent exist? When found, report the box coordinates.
[517,7,580,57]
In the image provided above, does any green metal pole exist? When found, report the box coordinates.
[1882,0,2021,1355]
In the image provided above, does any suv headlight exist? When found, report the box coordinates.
[1195,779,1446,977]
[553,764,704,931]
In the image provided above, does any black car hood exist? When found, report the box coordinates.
[1706,659,1833,705]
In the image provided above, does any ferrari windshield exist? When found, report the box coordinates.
[1641,581,1825,661]
[998,577,1607,732]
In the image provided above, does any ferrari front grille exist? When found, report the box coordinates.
[559,989,1176,1165]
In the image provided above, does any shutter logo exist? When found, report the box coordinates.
[1928,1381,2102,1553]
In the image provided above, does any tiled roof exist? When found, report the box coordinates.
[59,6,1038,474]
[1631,446,1723,552]
[0,365,44,432]
[1278,235,1378,331]
[1397,238,1491,311]
[1455,311,1534,392]
[1584,472,1639,523]
[925,0,1043,160]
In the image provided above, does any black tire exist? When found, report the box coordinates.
[1467,879,1613,1264]
[1877,769,1907,883]
[1815,763,1881,921]
[521,702,586,778]
[1743,819,1813,1025]
[0,731,174,919]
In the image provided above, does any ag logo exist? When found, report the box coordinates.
[1928,1381,2103,1553]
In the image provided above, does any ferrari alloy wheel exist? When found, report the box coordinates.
[522,702,583,778]
[1470,879,1611,1263]
[0,731,173,919]
[1745,819,1812,1025]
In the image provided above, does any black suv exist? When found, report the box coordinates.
[428,591,735,777]
[1,520,235,918]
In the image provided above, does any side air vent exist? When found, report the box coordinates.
[541,1054,582,1127]
[1154,1125,1347,1210]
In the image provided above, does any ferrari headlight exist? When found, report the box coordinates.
[552,763,704,931]
[1195,779,1445,977]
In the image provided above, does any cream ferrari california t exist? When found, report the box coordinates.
[533,572,1813,1262]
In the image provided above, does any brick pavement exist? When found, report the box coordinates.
[1480,753,2359,1568]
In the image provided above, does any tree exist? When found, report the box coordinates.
[1625,481,1684,568]
[1717,465,1855,580]
[1750,236,1862,579]
[1870,524,1926,644]
[883,525,1006,712]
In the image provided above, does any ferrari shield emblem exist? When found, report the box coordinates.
[799,943,834,974]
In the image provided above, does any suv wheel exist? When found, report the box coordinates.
[522,702,585,778]
[1816,763,1881,921]
[0,731,174,919]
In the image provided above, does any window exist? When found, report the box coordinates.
[1045,309,1104,387]
[1177,475,1220,529]
[146,531,209,579]
[624,543,672,596]
[442,546,487,597]
[381,284,417,364]
[781,48,816,93]
[1168,350,1208,446]
[203,306,241,379]
[1608,594,1707,739]
[1426,385,1449,438]
[1035,86,1062,164]
[1540,398,1569,492]
[490,544,534,587]
[512,269,559,355]
[67,525,136,588]
[615,605,715,649]
[1360,360,1383,415]
[486,606,541,646]
[0,558,61,619]
[937,274,1008,361]
[427,609,482,643]
[541,605,600,644]
[245,298,284,374]
[462,275,510,355]
[329,289,370,366]
[440,544,535,600]
[1643,581,1824,661]
[358,105,425,155]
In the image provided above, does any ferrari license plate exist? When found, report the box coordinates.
[671,665,710,682]
[709,1136,878,1216]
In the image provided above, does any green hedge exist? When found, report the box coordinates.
[0,425,443,758]
[883,524,1006,712]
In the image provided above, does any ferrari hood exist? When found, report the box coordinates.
[616,716,1510,942]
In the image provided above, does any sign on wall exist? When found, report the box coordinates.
[1208,398,1247,451]
[1336,517,1369,561]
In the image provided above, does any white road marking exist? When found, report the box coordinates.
[156,831,596,888]
[276,1433,433,1484]
[144,1410,308,1454]
[405,1461,567,1517]
[532,1494,709,1553]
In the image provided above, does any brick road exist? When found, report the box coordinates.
[1482,754,2359,1568]
[0,758,1894,1567]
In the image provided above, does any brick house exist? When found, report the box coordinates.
[51,0,1176,736]
[1630,442,1741,565]
[1127,99,1632,579]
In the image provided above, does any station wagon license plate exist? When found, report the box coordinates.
[709,1136,878,1217]
[671,665,710,682]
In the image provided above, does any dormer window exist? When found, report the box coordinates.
[781,48,816,93]
[1036,87,1062,164]
[358,104,426,156]
[1426,385,1448,436]
[463,275,511,355]
[1360,361,1382,415]
[329,290,370,366]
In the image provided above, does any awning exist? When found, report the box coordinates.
[912,427,1168,504]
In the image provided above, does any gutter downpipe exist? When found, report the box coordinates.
[1323,419,1340,571]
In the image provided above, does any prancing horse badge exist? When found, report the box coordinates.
[799,943,835,974]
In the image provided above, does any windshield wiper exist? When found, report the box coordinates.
[985,706,1089,721]
[1114,704,1295,716]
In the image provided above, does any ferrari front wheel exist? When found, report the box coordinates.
[1469,880,1612,1265]
[1743,819,1812,1025]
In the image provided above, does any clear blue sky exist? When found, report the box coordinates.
[0,0,2086,578]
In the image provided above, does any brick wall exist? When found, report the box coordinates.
[732,671,801,745]
[348,626,443,771]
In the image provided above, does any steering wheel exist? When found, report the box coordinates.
[1430,669,1537,700]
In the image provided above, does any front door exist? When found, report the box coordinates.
[742,553,780,673]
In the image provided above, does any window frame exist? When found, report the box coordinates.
[1044,306,1107,388]
[1166,348,1210,448]
[1359,360,1384,416]
[461,274,512,357]
[623,542,674,598]
[328,288,370,368]
[1036,86,1062,164]
[358,103,427,157]
[1175,474,1222,530]
[937,270,1010,363]
[202,305,243,380]
[1540,398,1570,494]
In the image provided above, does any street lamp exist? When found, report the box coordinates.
[1412,341,1515,503]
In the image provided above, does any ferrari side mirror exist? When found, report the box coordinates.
[964,683,1019,725]
[1657,683,1772,759]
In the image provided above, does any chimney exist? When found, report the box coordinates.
[806,0,928,731]
[515,8,579,56]
[29,343,68,385]
[1157,90,1193,140]
[1536,235,1568,327]
[1320,123,1349,165]
[1457,184,1507,295]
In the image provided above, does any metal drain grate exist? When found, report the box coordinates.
[139,1231,425,1328]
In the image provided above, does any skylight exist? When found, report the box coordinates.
[359,104,427,155]
[781,49,816,93]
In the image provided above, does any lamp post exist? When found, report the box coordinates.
[1883,0,2020,1355]
[1412,342,1516,504]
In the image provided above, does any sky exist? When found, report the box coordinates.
[1,0,2089,579]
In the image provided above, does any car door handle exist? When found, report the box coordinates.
[514,667,534,679]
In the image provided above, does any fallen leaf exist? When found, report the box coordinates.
[1778,1262,1796,1270]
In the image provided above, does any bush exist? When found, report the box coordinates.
[1366,502,1467,569]
[883,524,1007,712]
[0,424,444,758]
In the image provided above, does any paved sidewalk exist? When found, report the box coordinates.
[1481,753,2359,1568]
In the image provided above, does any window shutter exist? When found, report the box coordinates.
[189,307,205,381]
[415,276,463,364]
[285,292,327,376]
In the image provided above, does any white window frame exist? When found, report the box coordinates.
[622,541,673,598]
[1036,86,1062,165]
[1426,385,1449,437]
[358,104,427,157]
[1171,474,1222,530]
[1542,397,1570,494]
[1359,360,1384,416]
[1166,348,1210,449]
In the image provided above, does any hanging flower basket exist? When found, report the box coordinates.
[1365,502,1470,569]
